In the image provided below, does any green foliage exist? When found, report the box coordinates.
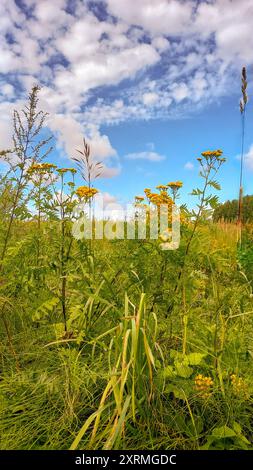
[213,195,253,223]
[1,89,253,451]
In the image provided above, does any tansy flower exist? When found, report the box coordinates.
[230,374,248,397]
[167,181,183,188]
[76,186,98,199]
[194,374,213,398]
[28,162,57,174]
[201,149,223,158]
[167,181,183,202]
[156,184,168,191]
[57,167,77,174]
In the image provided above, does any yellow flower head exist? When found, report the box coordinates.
[156,184,168,191]
[230,374,248,396]
[28,162,57,174]
[57,168,76,174]
[76,186,98,199]
[201,149,223,159]
[194,374,213,398]
[167,181,183,189]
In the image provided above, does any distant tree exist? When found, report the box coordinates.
[213,195,253,223]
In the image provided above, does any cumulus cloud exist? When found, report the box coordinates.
[47,114,119,176]
[142,92,159,106]
[106,0,193,36]
[184,161,194,170]
[0,0,253,168]
[125,151,165,162]
[243,145,253,171]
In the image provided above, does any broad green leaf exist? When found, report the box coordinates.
[186,352,206,365]
[165,385,186,400]
[174,361,193,378]
[163,365,175,378]
[211,425,236,439]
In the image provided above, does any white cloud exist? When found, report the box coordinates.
[0,83,14,98]
[0,100,18,148]
[1,0,253,171]
[125,151,165,162]
[47,114,119,177]
[171,82,189,102]
[152,36,170,52]
[96,192,118,205]
[184,161,194,170]
[244,145,253,171]
[142,92,159,106]
[54,42,160,96]
[107,0,193,36]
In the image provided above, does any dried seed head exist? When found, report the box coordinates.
[242,66,247,81]
[240,66,248,108]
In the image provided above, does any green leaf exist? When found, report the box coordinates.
[232,422,242,434]
[32,297,59,322]
[174,361,193,378]
[186,352,206,365]
[211,425,236,439]
[186,416,204,437]
[163,365,175,378]
[208,180,221,191]
[165,385,186,400]
[191,188,203,196]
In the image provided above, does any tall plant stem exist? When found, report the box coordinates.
[59,174,67,332]
[0,169,24,267]
[0,122,32,270]
[172,167,211,298]
[238,109,246,247]
[1,313,20,372]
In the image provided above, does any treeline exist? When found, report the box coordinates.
[213,195,253,222]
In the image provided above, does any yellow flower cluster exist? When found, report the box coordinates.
[156,184,168,191]
[57,168,77,174]
[167,181,183,188]
[150,193,173,206]
[134,182,186,227]
[76,186,98,199]
[201,149,223,158]
[194,374,213,398]
[197,150,226,165]
[230,374,248,396]
[28,162,57,173]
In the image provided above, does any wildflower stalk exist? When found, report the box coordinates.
[53,168,76,332]
[167,150,226,317]
[238,66,248,246]
[73,138,103,254]
[0,86,52,269]
[0,87,52,359]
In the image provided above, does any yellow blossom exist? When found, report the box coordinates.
[194,374,213,398]
[76,186,98,199]
[28,162,57,173]
[230,374,248,397]
[57,168,76,174]
[167,181,183,188]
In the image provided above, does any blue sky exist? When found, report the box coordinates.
[0,0,253,208]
